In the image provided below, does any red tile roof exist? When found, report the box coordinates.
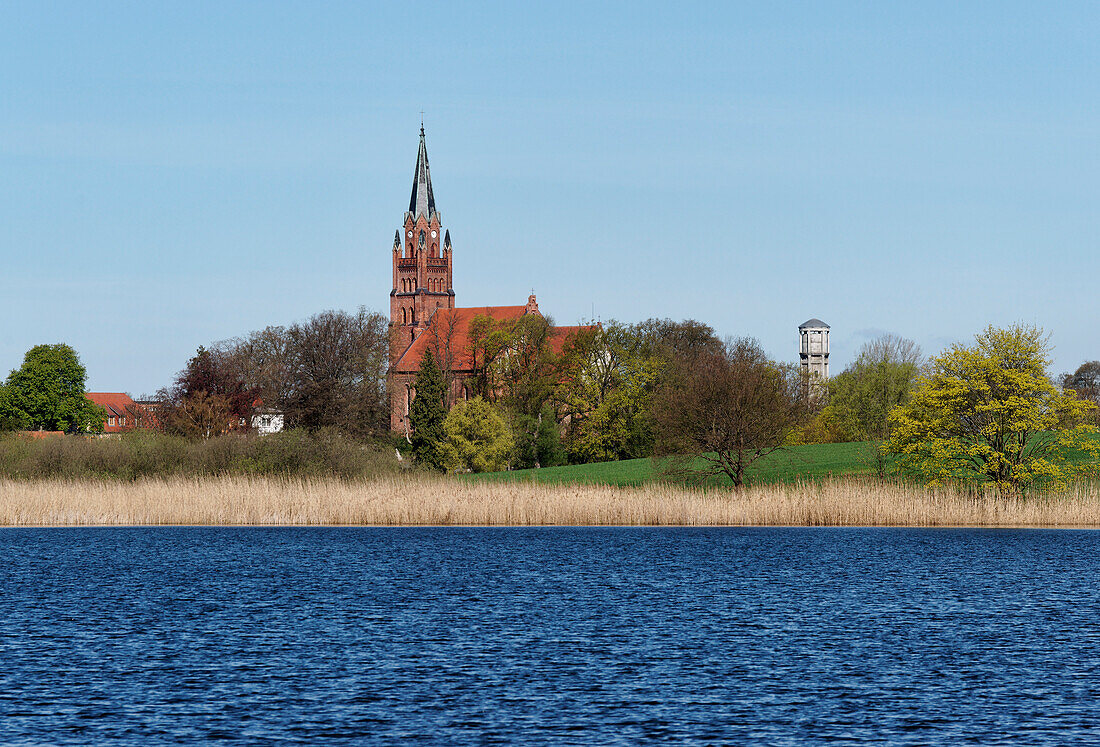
[85,392,136,419]
[392,305,595,374]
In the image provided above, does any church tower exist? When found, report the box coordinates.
[390,125,455,364]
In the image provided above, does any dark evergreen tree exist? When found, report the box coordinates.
[409,350,447,471]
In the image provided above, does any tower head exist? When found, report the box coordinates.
[408,126,436,222]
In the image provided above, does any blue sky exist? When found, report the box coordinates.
[1,1,1097,393]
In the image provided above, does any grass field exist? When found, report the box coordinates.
[472,441,881,487]
[474,435,1100,488]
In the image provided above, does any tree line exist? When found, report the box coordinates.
[2,310,1098,495]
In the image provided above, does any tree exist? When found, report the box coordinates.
[511,403,566,469]
[2,344,105,432]
[653,338,804,489]
[887,325,1098,493]
[217,307,390,436]
[821,334,923,441]
[557,322,667,463]
[282,309,389,434]
[159,346,259,439]
[1063,361,1100,425]
[0,384,29,432]
[466,314,512,401]
[441,397,514,473]
[496,313,561,418]
[422,308,463,408]
[409,350,447,471]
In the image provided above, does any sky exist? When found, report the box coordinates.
[1,1,1098,394]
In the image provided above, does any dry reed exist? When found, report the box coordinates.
[1,476,1099,527]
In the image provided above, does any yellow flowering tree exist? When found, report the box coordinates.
[440,397,514,473]
[887,325,1098,493]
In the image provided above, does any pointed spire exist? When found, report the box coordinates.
[408,126,436,220]
[393,229,400,248]
[443,229,451,248]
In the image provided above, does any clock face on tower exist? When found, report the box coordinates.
[407,231,412,238]
[431,230,437,238]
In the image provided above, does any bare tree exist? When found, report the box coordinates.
[654,338,804,489]
[1063,361,1100,425]
[282,308,389,435]
[217,307,390,437]
[422,309,462,407]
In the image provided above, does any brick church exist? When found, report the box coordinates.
[387,127,588,432]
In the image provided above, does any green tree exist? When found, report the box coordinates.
[557,322,667,463]
[3,344,105,432]
[511,402,566,469]
[409,350,447,471]
[441,397,514,473]
[0,384,29,432]
[887,325,1098,493]
[825,334,923,441]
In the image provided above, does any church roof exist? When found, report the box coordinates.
[408,126,436,220]
[799,318,830,329]
[391,305,595,374]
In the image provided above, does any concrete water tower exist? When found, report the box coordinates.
[799,319,830,381]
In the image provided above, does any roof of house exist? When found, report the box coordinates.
[799,318,830,329]
[391,304,594,374]
[85,392,136,418]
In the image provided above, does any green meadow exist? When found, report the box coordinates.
[473,435,1100,488]
[472,440,879,488]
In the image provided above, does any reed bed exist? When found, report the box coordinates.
[1,476,1099,527]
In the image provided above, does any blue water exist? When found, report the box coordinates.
[2,528,1099,744]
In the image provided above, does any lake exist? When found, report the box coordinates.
[2,527,1098,744]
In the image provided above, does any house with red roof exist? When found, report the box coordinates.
[386,128,593,432]
[85,392,141,433]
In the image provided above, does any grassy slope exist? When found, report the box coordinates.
[473,440,880,488]
[474,433,1100,488]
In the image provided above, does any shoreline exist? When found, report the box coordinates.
[5,524,1100,529]
[3,475,1100,528]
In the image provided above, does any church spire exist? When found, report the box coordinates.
[408,125,436,220]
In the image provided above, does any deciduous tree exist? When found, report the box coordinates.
[441,397,514,473]
[217,307,390,436]
[654,338,804,489]
[159,346,259,438]
[2,344,105,433]
[1063,361,1100,426]
[887,325,1098,493]
[821,334,923,441]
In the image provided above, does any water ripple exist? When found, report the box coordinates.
[1,527,1099,744]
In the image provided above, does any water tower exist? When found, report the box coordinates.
[799,319,830,381]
